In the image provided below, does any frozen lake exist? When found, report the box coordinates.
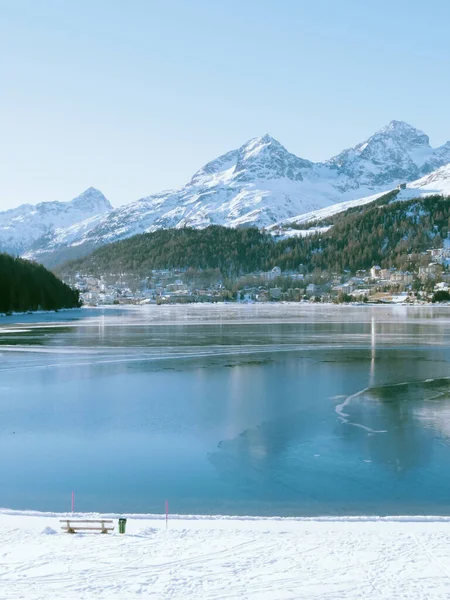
[1,304,450,515]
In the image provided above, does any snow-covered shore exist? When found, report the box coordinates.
[2,511,450,599]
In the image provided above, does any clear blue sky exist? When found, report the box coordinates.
[1,0,450,210]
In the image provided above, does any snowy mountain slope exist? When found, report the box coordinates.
[396,163,450,200]
[0,188,112,256]
[272,162,450,233]
[22,121,450,264]
[270,191,391,230]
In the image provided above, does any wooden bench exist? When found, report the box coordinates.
[60,519,114,534]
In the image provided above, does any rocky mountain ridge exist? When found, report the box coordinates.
[2,121,449,264]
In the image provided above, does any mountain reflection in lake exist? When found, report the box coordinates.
[1,304,450,515]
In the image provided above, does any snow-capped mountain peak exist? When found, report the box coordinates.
[238,134,281,162]
[0,188,112,255]
[68,187,112,212]
[329,120,430,169]
[233,135,313,183]
[327,120,450,189]
[190,134,313,187]
[379,120,429,145]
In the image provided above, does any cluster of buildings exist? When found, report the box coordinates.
[67,270,233,306]
[329,255,449,302]
[66,245,450,306]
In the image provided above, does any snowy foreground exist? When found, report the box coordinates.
[2,511,450,599]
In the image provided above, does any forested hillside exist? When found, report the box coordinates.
[275,194,450,272]
[0,254,81,313]
[57,195,450,278]
[57,227,275,278]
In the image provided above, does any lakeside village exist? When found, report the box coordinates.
[64,246,450,307]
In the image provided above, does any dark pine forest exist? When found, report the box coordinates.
[0,253,81,313]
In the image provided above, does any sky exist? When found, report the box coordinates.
[1,0,450,210]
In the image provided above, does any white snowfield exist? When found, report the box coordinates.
[269,191,389,230]
[2,511,450,599]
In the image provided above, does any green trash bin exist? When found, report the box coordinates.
[118,517,127,534]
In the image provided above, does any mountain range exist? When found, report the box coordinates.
[1,120,450,266]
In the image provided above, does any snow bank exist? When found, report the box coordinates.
[1,510,450,599]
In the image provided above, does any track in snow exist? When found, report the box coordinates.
[1,513,450,599]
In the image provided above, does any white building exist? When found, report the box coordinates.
[306,283,318,295]
[262,266,282,281]
[370,265,381,279]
